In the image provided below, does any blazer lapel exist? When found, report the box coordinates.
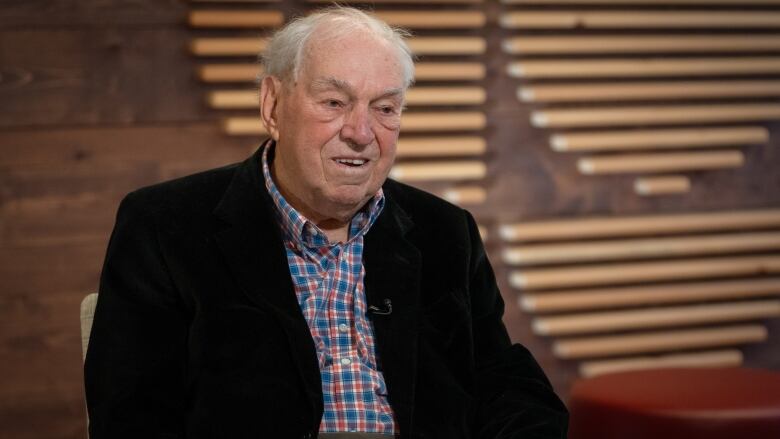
[364,193,422,437]
[211,146,324,426]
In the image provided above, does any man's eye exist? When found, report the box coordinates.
[325,99,342,108]
[378,106,396,115]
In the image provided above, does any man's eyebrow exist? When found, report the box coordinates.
[310,77,404,102]
[310,77,353,95]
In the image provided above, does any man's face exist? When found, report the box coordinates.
[265,30,405,222]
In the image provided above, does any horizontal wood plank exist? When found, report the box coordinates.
[534,299,780,335]
[508,57,780,79]
[550,126,769,152]
[579,350,743,378]
[553,324,767,359]
[634,176,691,196]
[578,150,744,174]
[521,278,780,313]
[390,161,486,182]
[504,35,780,55]
[501,11,780,29]
[511,255,780,290]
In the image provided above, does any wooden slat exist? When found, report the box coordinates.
[508,57,780,79]
[533,104,780,128]
[406,87,486,105]
[534,300,780,336]
[441,186,487,205]
[310,0,482,3]
[634,176,690,196]
[208,86,486,109]
[553,324,767,359]
[550,126,769,152]
[396,136,486,157]
[407,37,486,55]
[521,278,780,313]
[503,35,780,55]
[197,62,485,82]
[223,112,487,135]
[197,64,263,82]
[191,38,267,57]
[501,11,780,29]
[398,112,487,132]
[191,0,279,2]
[510,255,780,290]
[520,80,780,103]
[579,350,743,379]
[503,0,780,4]
[389,161,486,182]
[500,209,780,242]
[191,37,486,57]
[188,10,284,28]
[413,63,486,81]
[578,150,743,174]
[374,11,486,29]
[504,231,780,266]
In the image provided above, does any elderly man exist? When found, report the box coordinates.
[84,7,567,439]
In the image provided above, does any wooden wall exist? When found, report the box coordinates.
[1,1,779,438]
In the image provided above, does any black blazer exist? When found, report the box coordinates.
[84,145,568,439]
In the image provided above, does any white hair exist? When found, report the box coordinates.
[259,6,415,89]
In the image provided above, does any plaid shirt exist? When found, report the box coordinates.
[262,145,397,434]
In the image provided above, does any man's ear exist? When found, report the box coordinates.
[259,75,283,141]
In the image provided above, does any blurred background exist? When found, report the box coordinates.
[2,0,780,438]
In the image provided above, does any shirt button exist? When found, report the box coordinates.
[340,357,351,366]
[338,323,349,333]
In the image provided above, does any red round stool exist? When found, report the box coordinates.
[568,368,780,439]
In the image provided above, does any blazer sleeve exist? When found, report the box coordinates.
[84,192,188,439]
[464,211,569,439]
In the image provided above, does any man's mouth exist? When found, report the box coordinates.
[334,158,368,167]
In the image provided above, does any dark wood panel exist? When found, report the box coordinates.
[0,28,222,128]
[0,0,187,28]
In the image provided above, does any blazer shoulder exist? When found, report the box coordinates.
[382,178,472,234]
[118,161,242,227]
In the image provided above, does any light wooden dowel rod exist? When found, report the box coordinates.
[408,37,486,55]
[550,126,769,152]
[508,57,780,79]
[553,324,767,359]
[521,278,780,313]
[389,161,486,182]
[534,300,780,336]
[398,112,487,132]
[503,0,780,5]
[441,186,487,205]
[500,11,780,29]
[503,35,780,55]
[191,38,267,56]
[198,64,263,82]
[189,10,284,28]
[197,62,486,82]
[578,150,743,175]
[634,176,690,196]
[374,11,486,28]
[208,87,486,109]
[550,126,769,151]
[311,0,483,3]
[533,104,780,128]
[191,0,279,2]
[407,87,487,106]
[510,255,780,290]
[520,80,780,103]
[414,63,486,81]
[192,37,486,57]
[396,137,486,157]
[223,112,486,135]
[500,209,780,242]
[579,350,743,379]
[503,231,780,266]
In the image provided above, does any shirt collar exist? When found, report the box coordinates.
[261,140,385,248]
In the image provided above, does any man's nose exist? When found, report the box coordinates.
[341,106,375,147]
